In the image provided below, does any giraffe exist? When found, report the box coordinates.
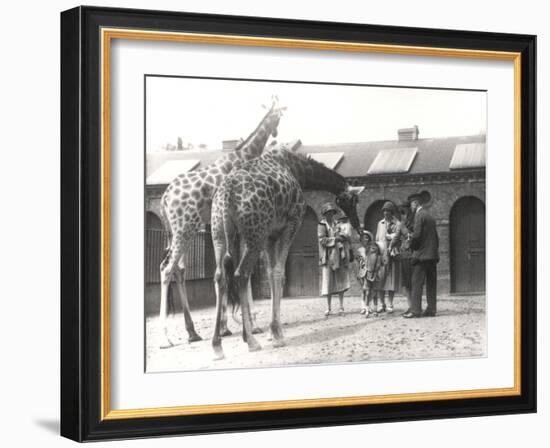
[210,147,364,359]
[158,97,286,349]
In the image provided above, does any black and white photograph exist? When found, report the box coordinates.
[53,3,538,443]
[144,76,487,373]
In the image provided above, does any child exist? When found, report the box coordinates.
[356,230,382,318]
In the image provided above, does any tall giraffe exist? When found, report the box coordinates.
[158,97,286,349]
[210,147,364,359]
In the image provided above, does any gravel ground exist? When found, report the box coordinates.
[146,294,486,373]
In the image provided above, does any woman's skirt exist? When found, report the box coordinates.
[321,265,350,296]
[380,258,400,292]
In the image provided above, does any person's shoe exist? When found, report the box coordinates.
[377,304,386,313]
[403,312,420,318]
[422,310,436,317]
[401,309,411,316]
[387,306,394,314]
[360,307,367,315]
[338,308,345,316]
[324,309,332,317]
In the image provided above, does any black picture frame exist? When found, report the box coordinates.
[61,5,536,442]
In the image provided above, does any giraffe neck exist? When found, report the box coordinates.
[235,109,276,162]
[273,149,347,195]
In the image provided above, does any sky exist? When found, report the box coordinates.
[146,76,487,152]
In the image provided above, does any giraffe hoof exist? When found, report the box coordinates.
[272,338,286,348]
[188,333,202,343]
[213,349,225,361]
[248,341,262,352]
[159,336,174,349]
[252,326,263,334]
[220,329,233,337]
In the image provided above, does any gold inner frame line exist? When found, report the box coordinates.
[100,27,522,421]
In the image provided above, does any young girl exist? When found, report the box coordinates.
[356,230,382,318]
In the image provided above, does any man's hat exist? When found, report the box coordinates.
[321,202,338,215]
[407,191,431,205]
[381,201,395,212]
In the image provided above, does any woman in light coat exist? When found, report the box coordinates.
[318,202,352,316]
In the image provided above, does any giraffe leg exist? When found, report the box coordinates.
[235,246,262,352]
[219,237,238,337]
[211,196,229,358]
[265,242,285,347]
[174,269,202,343]
[237,239,261,334]
[270,270,285,348]
[212,258,227,360]
[269,209,305,348]
[159,270,174,349]
[248,276,263,334]
[264,241,277,343]
[219,293,232,337]
[239,276,261,352]
[159,245,182,349]
[158,232,194,349]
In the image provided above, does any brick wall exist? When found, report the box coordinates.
[256,171,485,298]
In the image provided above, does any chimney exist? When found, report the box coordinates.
[397,125,420,141]
[222,139,241,151]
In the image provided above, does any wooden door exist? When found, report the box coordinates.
[450,197,486,293]
[284,208,319,297]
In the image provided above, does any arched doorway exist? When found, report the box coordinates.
[284,207,319,297]
[450,196,486,293]
[364,200,387,237]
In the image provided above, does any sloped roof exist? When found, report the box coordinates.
[297,134,486,177]
[147,159,200,185]
[367,147,417,174]
[147,149,223,179]
[307,152,344,170]
[146,134,486,185]
[449,142,486,170]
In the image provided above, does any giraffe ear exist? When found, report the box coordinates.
[347,185,365,195]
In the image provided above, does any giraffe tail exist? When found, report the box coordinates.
[221,180,241,314]
[223,253,241,314]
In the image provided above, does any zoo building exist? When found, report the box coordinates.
[145,126,486,315]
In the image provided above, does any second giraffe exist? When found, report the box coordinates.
[211,146,364,359]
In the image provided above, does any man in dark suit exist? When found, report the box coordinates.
[403,193,440,318]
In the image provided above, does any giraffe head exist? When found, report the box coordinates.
[263,95,286,138]
[335,185,365,232]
